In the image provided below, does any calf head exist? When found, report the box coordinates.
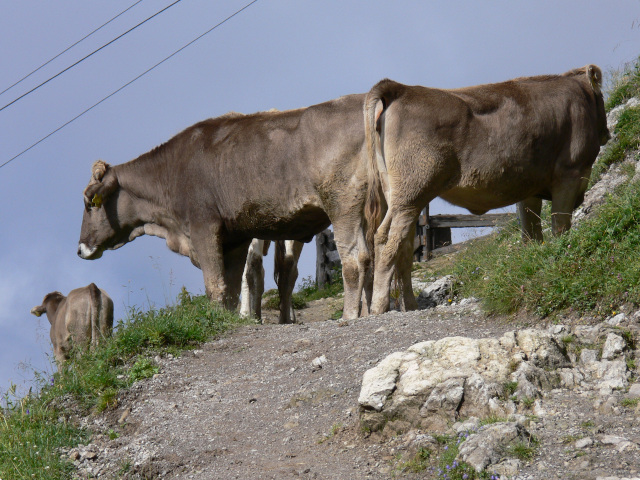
[78,161,140,259]
[30,291,65,325]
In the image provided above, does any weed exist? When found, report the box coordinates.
[621,397,639,408]
[128,357,159,382]
[478,415,508,427]
[503,381,518,397]
[505,436,539,461]
[580,420,596,429]
[521,397,535,409]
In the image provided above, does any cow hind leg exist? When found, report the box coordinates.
[551,177,585,236]
[517,197,543,242]
[395,222,419,312]
[371,207,420,315]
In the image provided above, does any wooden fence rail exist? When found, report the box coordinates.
[414,205,516,261]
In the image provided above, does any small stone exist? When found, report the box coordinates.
[628,383,640,398]
[575,437,593,449]
[118,408,130,424]
[311,355,327,369]
[580,349,598,364]
[607,313,627,326]
[82,450,97,460]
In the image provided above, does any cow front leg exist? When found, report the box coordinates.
[332,221,372,320]
[192,224,228,307]
[517,197,543,242]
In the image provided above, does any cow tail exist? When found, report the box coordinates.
[274,240,285,286]
[88,283,102,347]
[364,79,401,252]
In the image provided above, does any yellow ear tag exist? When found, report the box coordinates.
[91,193,103,208]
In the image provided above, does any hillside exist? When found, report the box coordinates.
[65,91,640,478]
[3,62,640,480]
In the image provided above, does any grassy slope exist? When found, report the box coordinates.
[0,290,251,479]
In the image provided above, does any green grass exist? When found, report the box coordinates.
[606,56,640,110]
[0,289,249,479]
[448,175,640,318]
[262,268,345,311]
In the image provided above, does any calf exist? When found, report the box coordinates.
[31,283,113,364]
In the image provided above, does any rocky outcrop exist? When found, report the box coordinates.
[359,312,640,474]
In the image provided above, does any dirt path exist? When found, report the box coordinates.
[74,299,520,479]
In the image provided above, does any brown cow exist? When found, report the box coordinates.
[30,283,114,364]
[77,98,372,320]
[364,65,610,315]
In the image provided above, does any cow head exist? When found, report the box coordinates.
[30,291,65,325]
[78,161,142,259]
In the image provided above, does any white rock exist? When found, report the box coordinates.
[607,313,627,326]
[580,349,599,364]
[311,355,327,368]
[628,383,640,398]
[602,333,626,359]
[575,437,593,449]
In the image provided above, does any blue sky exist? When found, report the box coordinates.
[1,0,638,394]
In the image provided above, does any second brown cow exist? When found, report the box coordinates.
[364,65,610,315]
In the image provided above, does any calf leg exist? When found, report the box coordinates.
[517,197,543,242]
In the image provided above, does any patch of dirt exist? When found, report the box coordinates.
[72,296,640,480]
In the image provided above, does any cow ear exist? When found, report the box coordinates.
[83,161,118,208]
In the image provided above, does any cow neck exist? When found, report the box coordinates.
[114,150,172,224]
[43,297,63,325]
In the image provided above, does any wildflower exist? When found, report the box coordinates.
[463,475,469,480]
[444,445,448,450]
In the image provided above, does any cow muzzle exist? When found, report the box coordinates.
[78,243,101,259]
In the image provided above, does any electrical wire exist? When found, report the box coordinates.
[0,0,145,98]
[0,0,183,113]
[0,0,260,170]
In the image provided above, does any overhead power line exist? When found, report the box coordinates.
[0,0,145,98]
[0,0,183,113]
[0,0,260,171]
